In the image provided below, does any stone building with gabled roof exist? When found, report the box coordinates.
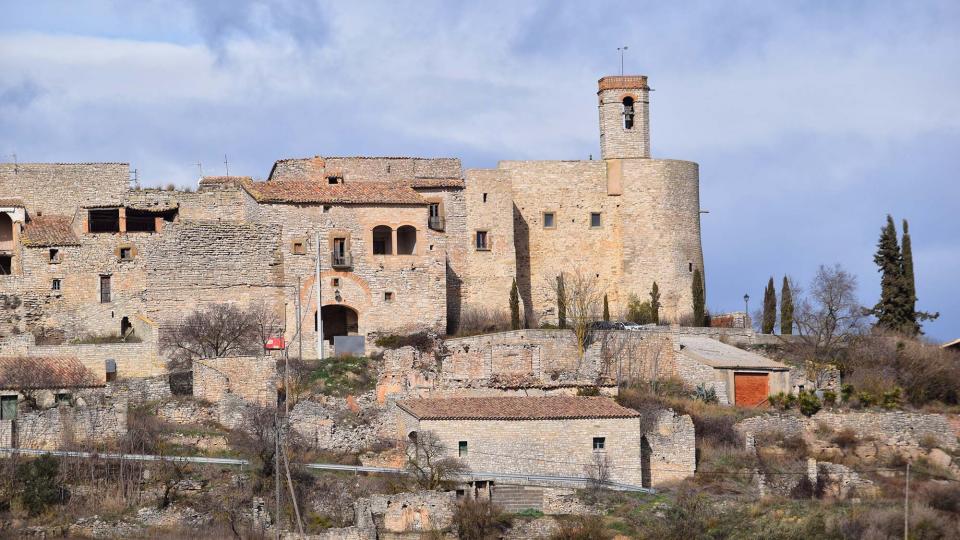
[396,396,695,489]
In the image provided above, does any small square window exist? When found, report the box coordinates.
[590,213,602,228]
[475,231,489,251]
[55,392,71,406]
[331,278,340,287]
[323,205,331,213]
[384,291,394,302]
[543,212,555,229]
[458,441,468,457]
[327,176,341,185]
[49,248,60,263]
[51,279,61,291]
[119,247,133,261]
[292,242,305,255]
[593,437,605,451]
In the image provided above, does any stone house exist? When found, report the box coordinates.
[1,73,708,367]
[396,396,695,489]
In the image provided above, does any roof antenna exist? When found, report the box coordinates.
[224,154,230,177]
[131,168,140,190]
[10,153,17,174]
[196,161,203,178]
[617,46,629,75]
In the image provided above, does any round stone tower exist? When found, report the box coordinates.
[598,75,650,159]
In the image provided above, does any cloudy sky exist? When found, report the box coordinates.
[2,1,958,340]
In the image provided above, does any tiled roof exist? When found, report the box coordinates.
[21,216,80,247]
[0,356,101,390]
[598,75,649,92]
[678,336,789,370]
[243,180,428,205]
[0,198,24,207]
[409,178,465,189]
[397,396,640,421]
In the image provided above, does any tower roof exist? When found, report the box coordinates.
[598,75,649,92]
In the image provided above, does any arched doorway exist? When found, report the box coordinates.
[315,304,359,345]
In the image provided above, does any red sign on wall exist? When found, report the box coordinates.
[265,337,286,350]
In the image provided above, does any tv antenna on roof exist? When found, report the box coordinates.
[10,153,17,174]
[617,46,628,75]
[224,154,230,177]
[196,161,203,178]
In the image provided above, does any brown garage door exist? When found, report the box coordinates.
[734,372,769,407]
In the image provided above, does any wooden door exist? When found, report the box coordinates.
[734,372,769,407]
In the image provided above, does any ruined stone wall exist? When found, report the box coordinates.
[176,185,257,222]
[406,413,646,486]
[256,203,447,360]
[0,163,129,216]
[107,375,171,404]
[28,341,162,380]
[14,400,127,450]
[460,169,516,323]
[193,356,278,407]
[646,409,697,485]
[270,156,461,182]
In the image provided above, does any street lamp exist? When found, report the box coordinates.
[743,294,750,329]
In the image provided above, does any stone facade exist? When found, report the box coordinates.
[192,356,278,407]
[11,399,127,450]
[1,74,706,372]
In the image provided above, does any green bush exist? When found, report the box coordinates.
[626,295,655,325]
[821,390,837,406]
[694,383,718,404]
[840,383,854,402]
[881,387,903,409]
[576,386,601,396]
[797,391,822,417]
[856,391,876,408]
[15,454,61,516]
[374,332,433,351]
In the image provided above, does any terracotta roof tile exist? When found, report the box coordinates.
[397,396,640,421]
[200,176,253,185]
[598,75,649,92]
[0,356,101,390]
[409,178,465,189]
[21,216,80,247]
[243,180,427,205]
[0,198,24,207]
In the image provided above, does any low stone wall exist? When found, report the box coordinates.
[108,376,171,404]
[289,397,382,453]
[156,398,217,426]
[28,341,164,381]
[0,419,12,447]
[355,491,456,537]
[14,400,127,450]
[193,356,277,407]
[735,414,807,450]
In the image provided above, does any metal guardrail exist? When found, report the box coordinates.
[0,447,653,493]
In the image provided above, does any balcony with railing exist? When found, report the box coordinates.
[331,251,353,269]
[428,215,445,231]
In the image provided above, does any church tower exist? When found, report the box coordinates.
[597,75,650,159]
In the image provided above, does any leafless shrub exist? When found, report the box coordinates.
[792,264,867,363]
[453,498,512,540]
[404,430,469,490]
[549,269,604,356]
[583,452,611,492]
[228,405,279,479]
[159,302,283,370]
[550,515,610,540]
[456,306,512,337]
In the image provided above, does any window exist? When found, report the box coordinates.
[323,205,331,213]
[100,275,111,303]
[49,248,60,263]
[88,209,120,233]
[0,255,10,275]
[590,212,602,228]
[119,247,133,261]
[0,395,17,420]
[384,291,394,302]
[593,437,606,451]
[332,237,350,267]
[622,96,635,129]
[105,359,117,382]
[51,278,61,291]
[331,278,341,287]
[55,393,71,406]
[327,176,342,185]
[543,212,556,229]
[292,241,305,255]
[396,226,417,255]
[482,193,488,203]
[458,441,468,457]
[475,230,489,251]
[126,208,160,232]
[372,226,392,255]
[428,203,444,231]
[688,262,693,273]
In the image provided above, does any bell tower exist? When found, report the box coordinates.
[598,75,650,159]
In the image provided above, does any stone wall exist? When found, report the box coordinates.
[0,419,11,447]
[28,341,163,381]
[13,400,127,450]
[646,409,697,486]
[193,356,278,407]
[675,351,729,404]
[0,162,129,216]
[108,375,172,404]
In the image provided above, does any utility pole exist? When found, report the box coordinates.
[274,414,280,540]
[296,277,303,364]
[617,46,629,75]
[904,462,910,540]
[196,161,203,178]
[224,154,230,176]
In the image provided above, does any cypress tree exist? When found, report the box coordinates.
[901,219,919,335]
[691,269,705,327]
[650,281,660,325]
[762,277,776,334]
[780,276,794,335]
[872,215,909,332]
[602,294,610,322]
[556,274,567,329]
[509,278,520,330]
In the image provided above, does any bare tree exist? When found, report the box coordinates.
[405,430,469,490]
[583,452,611,492]
[160,303,279,370]
[248,301,284,355]
[549,269,604,356]
[793,265,867,364]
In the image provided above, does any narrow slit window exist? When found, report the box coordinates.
[688,262,693,273]
[475,231,489,251]
[458,441,468,457]
[100,275,111,303]
[622,96,635,129]
[482,193,488,203]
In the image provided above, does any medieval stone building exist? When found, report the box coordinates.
[0,75,705,377]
